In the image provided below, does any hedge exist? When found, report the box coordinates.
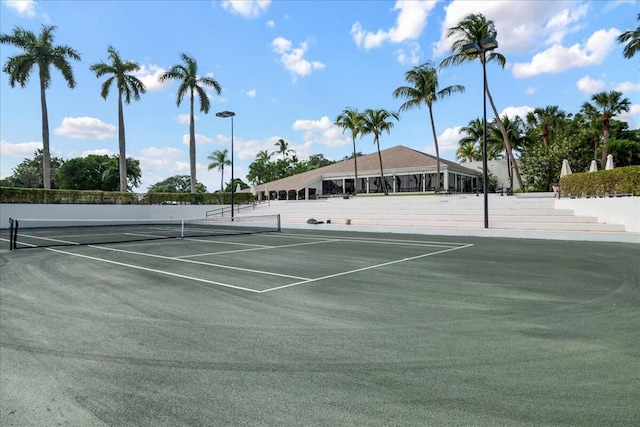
[559,165,640,197]
[0,187,256,205]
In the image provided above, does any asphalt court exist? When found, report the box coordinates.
[23,232,473,293]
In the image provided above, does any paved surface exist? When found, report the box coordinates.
[1,230,639,426]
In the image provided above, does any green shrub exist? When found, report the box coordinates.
[560,166,640,197]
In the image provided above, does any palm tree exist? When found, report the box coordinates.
[525,106,566,148]
[456,141,481,162]
[159,53,222,193]
[393,61,464,192]
[582,90,631,166]
[359,109,399,196]
[273,138,295,160]
[207,148,231,192]
[90,46,146,192]
[440,13,523,191]
[618,13,640,59]
[458,118,502,162]
[334,107,362,194]
[0,25,81,189]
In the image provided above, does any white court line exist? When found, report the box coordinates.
[274,232,469,248]
[258,243,474,293]
[87,245,310,280]
[175,238,342,259]
[43,247,261,293]
[18,233,80,246]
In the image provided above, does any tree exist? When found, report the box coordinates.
[148,175,207,193]
[224,178,249,193]
[456,141,481,163]
[334,107,362,193]
[90,46,146,192]
[55,155,141,191]
[207,149,231,192]
[159,53,222,193]
[2,150,64,188]
[308,154,336,169]
[273,138,295,160]
[618,13,640,59]
[525,106,567,148]
[393,61,464,192]
[457,118,502,162]
[0,25,81,189]
[440,13,523,190]
[582,91,631,166]
[359,108,399,196]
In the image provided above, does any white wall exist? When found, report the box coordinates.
[0,204,225,229]
[555,197,640,232]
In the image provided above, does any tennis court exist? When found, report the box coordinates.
[1,228,638,426]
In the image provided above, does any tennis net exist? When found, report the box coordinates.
[8,214,281,250]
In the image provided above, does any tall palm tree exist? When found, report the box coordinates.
[0,25,81,189]
[582,90,631,166]
[359,108,399,196]
[159,53,222,193]
[440,13,523,191]
[207,148,231,192]
[273,138,295,160]
[618,13,640,59]
[458,118,502,161]
[334,107,362,194]
[574,110,602,161]
[393,61,464,192]
[525,106,566,148]
[90,46,146,192]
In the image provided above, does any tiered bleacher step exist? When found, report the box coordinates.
[249,194,637,242]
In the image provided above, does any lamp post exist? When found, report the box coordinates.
[462,37,498,229]
[216,111,236,219]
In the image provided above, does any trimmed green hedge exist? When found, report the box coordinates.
[559,165,640,197]
[0,187,255,205]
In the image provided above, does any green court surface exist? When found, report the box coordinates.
[1,229,638,426]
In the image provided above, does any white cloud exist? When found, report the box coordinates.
[246,89,257,97]
[351,1,436,50]
[512,28,621,78]
[432,1,599,61]
[394,42,422,65]
[618,104,640,128]
[500,105,534,119]
[5,0,36,16]
[0,140,42,157]
[577,75,606,95]
[266,20,275,28]
[182,133,215,145]
[175,114,195,124]
[292,116,349,147]
[433,126,464,153]
[133,64,168,91]
[615,81,640,93]
[272,37,325,81]
[525,86,537,95]
[220,0,270,18]
[54,117,115,139]
[140,146,183,157]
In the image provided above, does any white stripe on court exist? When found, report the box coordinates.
[258,243,474,293]
[44,247,262,293]
[87,245,311,281]
[18,233,80,246]
[175,238,342,259]
[274,232,469,248]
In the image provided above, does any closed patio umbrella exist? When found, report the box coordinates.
[560,159,572,178]
[589,160,598,172]
[605,154,614,170]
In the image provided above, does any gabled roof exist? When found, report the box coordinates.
[252,145,480,192]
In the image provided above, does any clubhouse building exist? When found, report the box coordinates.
[252,145,483,201]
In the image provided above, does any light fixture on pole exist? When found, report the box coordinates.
[462,37,498,229]
[216,111,236,219]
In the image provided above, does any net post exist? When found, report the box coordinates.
[10,219,18,250]
[277,214,281,232]
[181,219,185,239]
[9,218,14,251]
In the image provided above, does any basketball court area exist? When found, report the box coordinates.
[1,229,638,425]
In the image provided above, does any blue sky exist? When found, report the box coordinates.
[1,0,638,192]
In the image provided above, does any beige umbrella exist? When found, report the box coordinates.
[605,154,614,170]
[560,159,572,178]
[589,160,598,172]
